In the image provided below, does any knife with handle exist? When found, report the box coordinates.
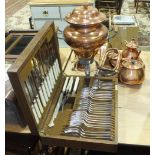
[67,76,74,94]
[72,77,80,95]
[60,76,74,111]
[48,76,70,127]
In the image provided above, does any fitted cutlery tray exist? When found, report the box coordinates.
[41,76,118,152]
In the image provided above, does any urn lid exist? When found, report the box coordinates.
[65,4,107,25]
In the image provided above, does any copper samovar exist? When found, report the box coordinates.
[64,4,108,73]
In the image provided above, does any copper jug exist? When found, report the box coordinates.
[119,58,145,85]
[98,48,122,77]
[106,48,120,67]
[64,5,108,64]
[122,39,141,59]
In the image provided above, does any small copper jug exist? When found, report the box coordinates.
[122,39,141,59]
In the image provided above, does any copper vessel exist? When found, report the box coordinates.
[106,48,120,67]
[108,39,141,67]
[98,48,121,77]
[119,58,145,85]
[64,5,108,64]
[122,39,141,59]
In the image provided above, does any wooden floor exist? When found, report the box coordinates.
[5,0,28,17]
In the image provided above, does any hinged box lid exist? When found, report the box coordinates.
[8,21,62,133]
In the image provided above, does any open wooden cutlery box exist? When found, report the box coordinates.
[7,21,118,152]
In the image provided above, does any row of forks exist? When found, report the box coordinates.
[63,79,115,140]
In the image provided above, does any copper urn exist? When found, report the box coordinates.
[64,5,108,64]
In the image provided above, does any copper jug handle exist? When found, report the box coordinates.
[100,48,122,72]
[137,50,141,59]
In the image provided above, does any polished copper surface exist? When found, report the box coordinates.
[122,39,140,59]
[100,47,145,85]
[100,48,121,72]
[119,59,145,85]
[108,39,142,67]
[64,5,108,62]
[65,5,107,26]
[107,48,120,67]
[64,24,108,59]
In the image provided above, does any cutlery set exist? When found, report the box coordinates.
[7,23,118,152]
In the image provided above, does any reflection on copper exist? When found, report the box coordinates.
[119,59,145,85]
[64,4,108,70]
[122,39,141,59]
